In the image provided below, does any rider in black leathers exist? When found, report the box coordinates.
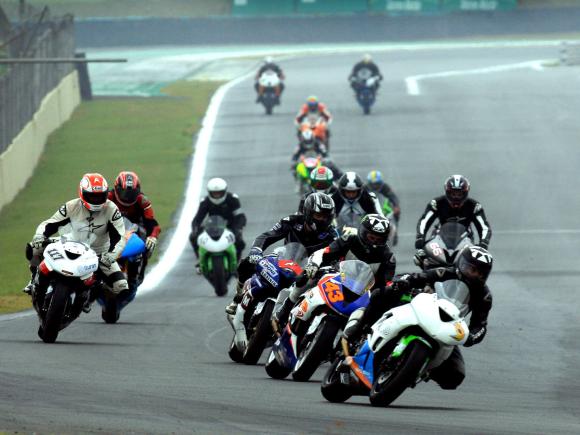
[332,172,382,218]
[415,175,492,265]
[344,245,493,390]
[225,192,337,315]
[274,214,396,329]
[189,178,246,271]
[349,54,383,92]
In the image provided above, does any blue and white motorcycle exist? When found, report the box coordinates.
[227,243,307,365]
[265,260,374,382]
[351,75,380,115]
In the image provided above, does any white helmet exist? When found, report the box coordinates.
[362,53,372,63]
[264,56,274,64]
[207,177,227,205]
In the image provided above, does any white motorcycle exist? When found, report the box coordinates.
[32,226,99,343]
[258,70,282,115]
[197,215,237,296]
[321,279,469,406]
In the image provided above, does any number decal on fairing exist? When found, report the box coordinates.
[321,281,344,303]
[47,249,64,260]
[429,242,443,257]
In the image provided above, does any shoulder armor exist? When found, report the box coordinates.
[231,193,239,199]
[58,204,67,217]
[430,199,438,210]
[474,202,482,213]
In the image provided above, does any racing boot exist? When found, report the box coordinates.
[225,280,244,315]
[272,296,294,334]
[232,297,248,352]
[22,280,35,295]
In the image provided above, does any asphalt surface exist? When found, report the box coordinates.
[1,45,580,434]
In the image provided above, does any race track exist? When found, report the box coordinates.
[1,45,579,434]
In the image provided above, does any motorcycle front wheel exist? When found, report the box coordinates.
[321,357,353,403]
[243,300,275,365]
[41,282,69,343]
[210,256,228,297]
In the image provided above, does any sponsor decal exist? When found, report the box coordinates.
[58,205,67,217]
[112,209,122,221]
[452,322,466,341]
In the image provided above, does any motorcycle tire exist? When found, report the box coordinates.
[265,352,292,380]
[265,104,273,115]
[321,357,353,403]
[292,316,341,382]
[228,339,244,363]
[363,105,371,115]
[369,339,430,407]
[102,297,120,324]
[41,282,69,343]
[211,256,228,297]
[243,300,275,365]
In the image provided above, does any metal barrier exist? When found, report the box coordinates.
[560,41,580,66]
[0,15,75,153]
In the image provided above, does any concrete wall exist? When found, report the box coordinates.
[0,71,81,212]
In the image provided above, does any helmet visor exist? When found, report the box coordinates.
[115,187,138,205]
[312,211,333,229]
[446,190,467,206]
[458,257,487,283]
[363,230,387,247]
[307,102,318,112]
[83,190,107,206]
[209,190,226,200]
[342,188,361,200]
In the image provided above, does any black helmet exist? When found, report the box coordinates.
[456,246,493,286]
[303,192,335,231]
[444,174,470,208]
[358,214,390,248]
[338,171,363,203]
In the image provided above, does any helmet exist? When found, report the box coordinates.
[207,177,227,205]
[114,171,141,206]
[456,246,493,286]
[303,192,335,232]
[366,170,384,192]
[79,173,108,212]
[309,166,334,192]
[359,214,390,248]
[264,56,273,64]
[338,172,363,202]
[362,53,373,64]
[300,129,315,147]
[444,174,470,208]
[306,95,319,112]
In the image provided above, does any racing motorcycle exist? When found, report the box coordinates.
[293,151,322,195]
[417,222,473,270]
[31,226,99,343]
[227,243,307,365]
[97,218,147,324]
[265,260,374,382]
[197,215,238,296]
[351,76,380,115]
[320,280,469,406]
[299,113,329,147]
[257,70,282,115]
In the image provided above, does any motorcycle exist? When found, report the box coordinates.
[227,243,307,365]
[351,76,380,115]
[265,260,374,382]
[417,222,473,270]
[31,225,99,343]
[320,280,470,407]
[293,151,322,195]
[197,215,238,297]
[299,113,329,147]
[97,218,147,324]
[257,70,282,115]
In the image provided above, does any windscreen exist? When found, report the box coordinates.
[435,280,471,317]
[438,222,468,250]
[339,260,375,296]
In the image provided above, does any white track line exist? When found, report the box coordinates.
[138,71,253,294]
[406,59,547,96]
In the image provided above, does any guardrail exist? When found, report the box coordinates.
[559,41,580,66]
[0,15,75,153]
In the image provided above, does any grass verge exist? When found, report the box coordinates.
[0,80,223,314]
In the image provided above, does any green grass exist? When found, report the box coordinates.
[0,80,222,313]
[1,0,230,18]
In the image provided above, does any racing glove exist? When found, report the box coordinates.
[413,249,426,267]
[304,263,319,279]
[247,247,263,265]
[464,326,486,347]
[99,252,117,268]
[30,234,47,250]
[146,237,157,257]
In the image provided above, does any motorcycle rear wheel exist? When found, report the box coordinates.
[243,300,275,365]
[369,339,430,407]
[321,357,353,403]
[41,282,69,343]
